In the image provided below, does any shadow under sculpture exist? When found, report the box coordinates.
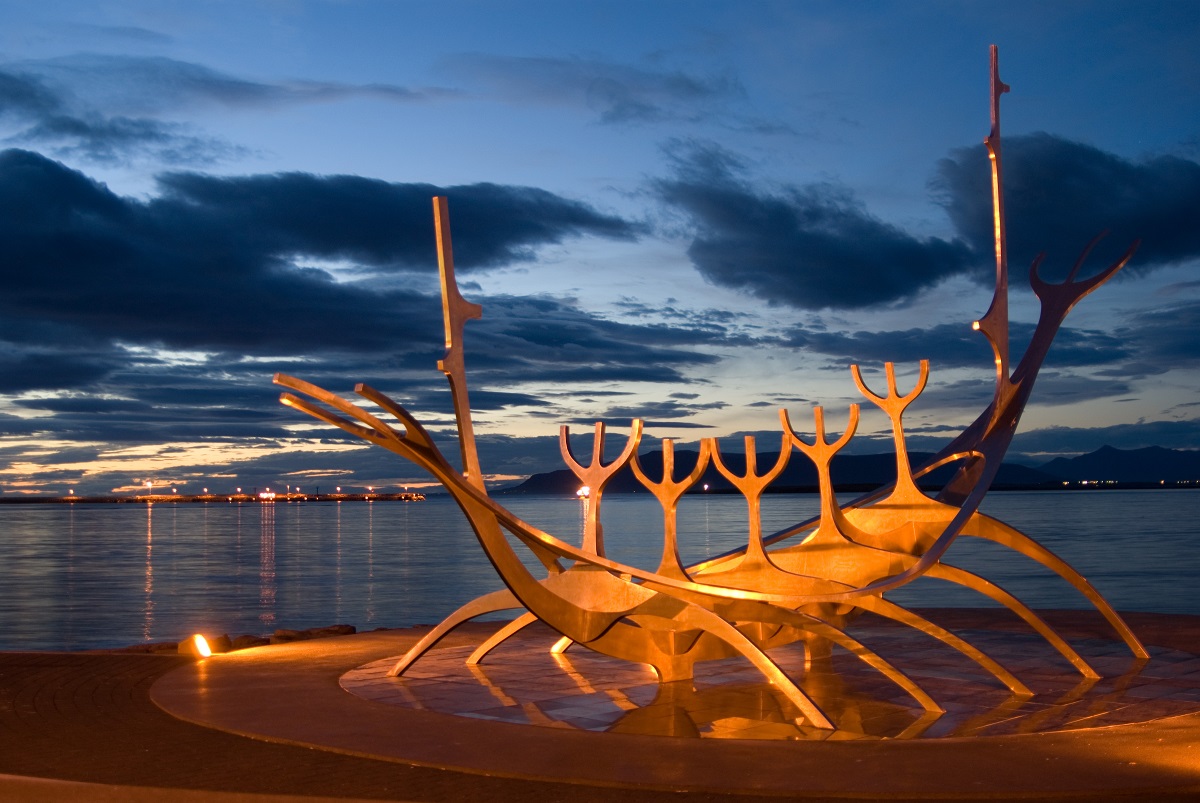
[275,47,1146,732]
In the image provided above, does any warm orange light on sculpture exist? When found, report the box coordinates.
[273,48,1144,733]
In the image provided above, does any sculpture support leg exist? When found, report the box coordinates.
[710,598,943,716]
[782,612,944,715]
[856,595,1032,696]
[627,606,835,729]
[927,564,1100,679]
[467,611,539,665]
[967,513,1149,659]
[388,588,522,677]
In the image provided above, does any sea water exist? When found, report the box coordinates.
[1,489,1197,650]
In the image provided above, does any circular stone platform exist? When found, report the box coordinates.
[341,620,1200,741]
[151,611,1200,799]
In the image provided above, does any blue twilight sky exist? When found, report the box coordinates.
[0,1,1198,495]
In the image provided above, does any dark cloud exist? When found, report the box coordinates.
[0,55,458,164]
[592,398,728,422]
[658,135,1200,312]
[784,323,990,369]
[1011,418,1200,458]
[934,133,1200,278]
[612,296,754,336]
[783,321,1131,372]
[1012,371,1134,408]
[653,141,975,310]
[444,53,744,125]
[0,347,121,392]
[1097,298,1200,378]
[1,373,296,444]
[14,113,242,165]
[0,149,639,360]
[154,170,638,270]
[62,24,174,45]
[17,54,455,113]
[0,151,741,484]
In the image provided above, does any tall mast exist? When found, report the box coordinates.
[974,44,1012,388]
[433,196,486,491]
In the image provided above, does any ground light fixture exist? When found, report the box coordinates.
[180,634,212,659]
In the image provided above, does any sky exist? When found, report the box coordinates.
[0,1,1198,496]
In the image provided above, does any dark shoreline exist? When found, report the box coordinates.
[3,481,1198,503]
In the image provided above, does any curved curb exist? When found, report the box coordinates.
[150,618,1200,799]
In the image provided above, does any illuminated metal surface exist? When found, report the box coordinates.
[276,47,1144,731]
[342,621,1196,741]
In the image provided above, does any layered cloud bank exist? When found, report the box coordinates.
[0,13,1196,494]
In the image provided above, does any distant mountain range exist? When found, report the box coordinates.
[499,445,1200,495]
[1038,445,1200,484]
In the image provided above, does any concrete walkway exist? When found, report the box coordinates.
[4,611,1200,801]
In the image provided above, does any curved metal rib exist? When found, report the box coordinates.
[389,588,522,676]
[854,595,1032,697]
[467,611,540,665]
[926,563,1100,679]
[964,512,1148,658]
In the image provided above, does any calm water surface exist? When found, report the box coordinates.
[1,489,1197,650]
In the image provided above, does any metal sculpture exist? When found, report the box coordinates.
[275,47,1145,731]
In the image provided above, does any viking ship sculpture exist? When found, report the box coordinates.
[276,47,1146,731]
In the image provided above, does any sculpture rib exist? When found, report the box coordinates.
[924,564,1100,679]
[468,612,540,666]
[964,514,1148,658]
[852,597,1029,696]
[390,589,522,676]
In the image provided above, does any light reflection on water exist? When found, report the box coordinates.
[1,489,1197,651]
